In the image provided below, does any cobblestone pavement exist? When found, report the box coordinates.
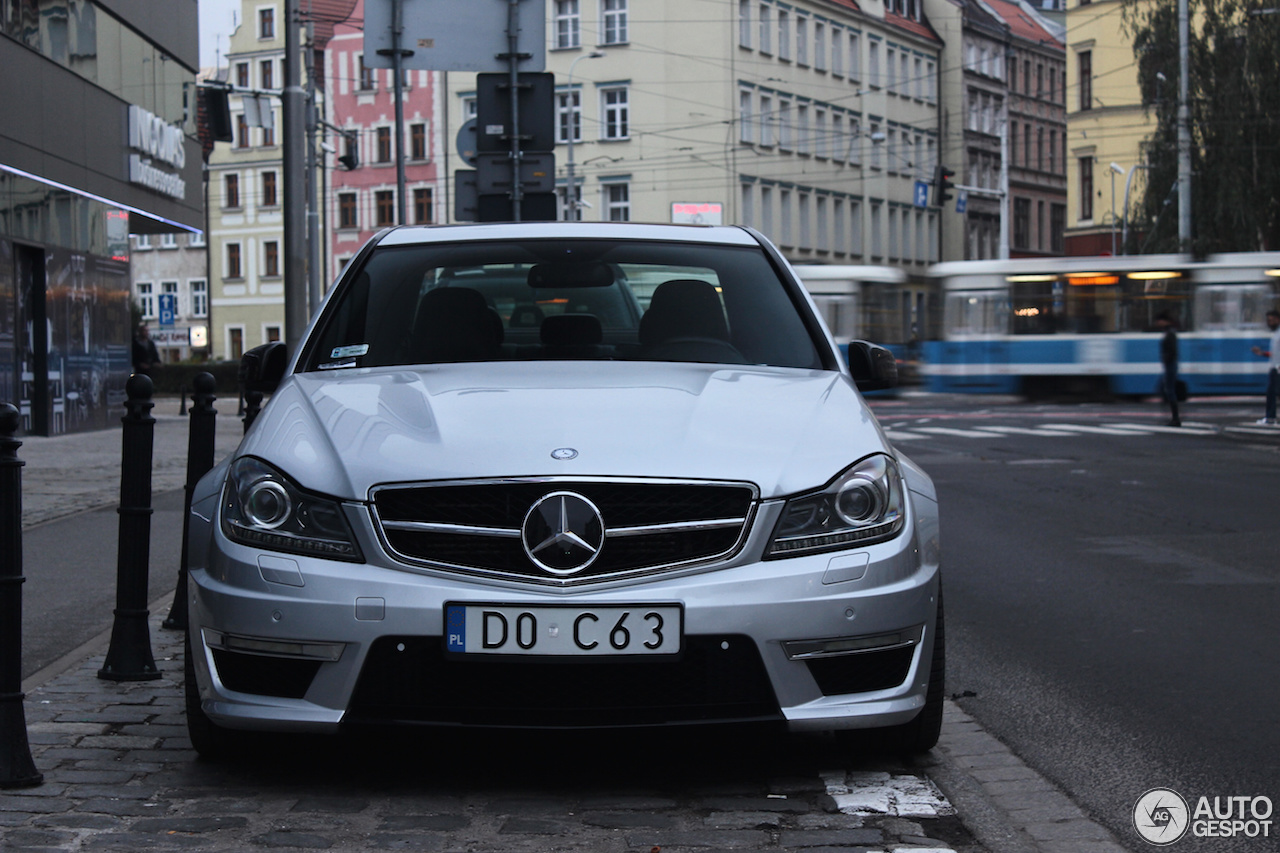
[1,396,1135,853]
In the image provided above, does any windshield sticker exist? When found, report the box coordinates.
[331,344,369,359]
[318,359,358,371]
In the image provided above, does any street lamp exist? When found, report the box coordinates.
[1109,162,1125,255]
[565,51,605,219]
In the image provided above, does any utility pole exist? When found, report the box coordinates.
[283,0,308,350]
[1177,0,1192,251]
[305,1,321,313]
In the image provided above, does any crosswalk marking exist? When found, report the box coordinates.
[881,421,1273,441]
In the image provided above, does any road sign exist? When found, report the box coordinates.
[364,0,547,72]
[476,152,555,194]
[913,181,930,209]
[956,192,968,214]
[456,118,479,166]
[475,73,556,153]
[157,294,176,327]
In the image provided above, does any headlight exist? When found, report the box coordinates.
[221,457,363,561]
[766,454,905,558]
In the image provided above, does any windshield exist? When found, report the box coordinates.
[301,239,824,370]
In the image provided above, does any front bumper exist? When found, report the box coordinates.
[187,488,941,734]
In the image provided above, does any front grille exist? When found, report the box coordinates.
[373,479,756,584]
[345,634,782,728]
[804,646,916,696]
[211,649,321,699]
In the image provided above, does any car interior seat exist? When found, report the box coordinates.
[539,313,611,359]
[409,287,504,363]
[637,279,743,363]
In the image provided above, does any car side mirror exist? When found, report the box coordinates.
[847,341,899,392]
[240,342,289,394]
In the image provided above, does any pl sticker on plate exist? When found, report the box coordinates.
[330,344,369,359]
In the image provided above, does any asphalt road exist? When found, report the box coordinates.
[873,396,1280,853]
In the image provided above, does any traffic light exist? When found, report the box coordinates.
[337,132,358,170]
[934,165,955,206]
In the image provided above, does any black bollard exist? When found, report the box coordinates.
[179,384,188,416]
[163,373,217,631]
[242,388,263,434]
[99,374,161,681]
[0,404,42,788]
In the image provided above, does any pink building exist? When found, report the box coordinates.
[324,0,444,280]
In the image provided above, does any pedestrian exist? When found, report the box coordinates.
[132,322,160,377]
[1250,308,1280,425]
[1155,311,1180,427]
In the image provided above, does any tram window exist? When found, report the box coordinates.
[945,291,1006,336]
[1196,285,1275,330]
[1010,281,1058,334]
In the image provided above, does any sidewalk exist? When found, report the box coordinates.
[15,395,246,529]
[1,397,1134,853]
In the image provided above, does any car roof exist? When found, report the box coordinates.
[373,222,762,248]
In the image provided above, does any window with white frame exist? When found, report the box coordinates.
[600,86,629,139]
[462,95,477,119]
[760,185,773,236]
[557,184,584,221]
[799,192,811,248]
[831,112,844,161]
[833,198,845,253]
[870,122,882,168]
[555,0,580,49]
[814,21,826,71]
[868,40,879,87]
[796,15,808,65]
[870,202,882,258]
[188,231,205,248]
[739,0,751,47]
[814,108,827,158]
[258,6,275,39]
[850,32,861,80]
[914,56,923,99]
[226,242,242,279]
[900,52,909,96]
[779,189,792,246]
[758,3,771,54]
[137,282,155,319]
[190,279,208,318]
[159,233,177,249]
[778,99,792,149]
[739,90,753,144]
[134,234,151,250]
[886,47,896,92]
[741,183,754,226]
[557,89,582,144]
[848,116,861,164]
[831,26,844,76]
[759,94,773,145]
[796,103,809,155]
[603,181,630,220]
[777,9,790,61]
[602,0,627,44]
[850,199,863,256]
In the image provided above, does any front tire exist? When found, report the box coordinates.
[888,590,945,754]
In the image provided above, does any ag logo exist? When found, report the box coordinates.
[1134,788,1189,845]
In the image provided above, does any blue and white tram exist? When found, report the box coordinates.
[793,264,938,363]
[921,253,1280,397]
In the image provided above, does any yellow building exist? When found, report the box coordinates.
[1064,0,1154,255]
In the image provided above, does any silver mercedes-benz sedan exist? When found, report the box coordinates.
[184,222,942,759]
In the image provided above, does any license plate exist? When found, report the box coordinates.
[445,603,682,656]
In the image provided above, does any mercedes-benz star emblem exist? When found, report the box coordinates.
[521,491,605,575]
[550,447,578,460]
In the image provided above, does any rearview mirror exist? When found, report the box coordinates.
[847,341,898,392]
[240,342,289,394]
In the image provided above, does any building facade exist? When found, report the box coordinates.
[206,0,355,361]
[1063,0,1150,255]
[1,0,202,434]
[926,0,1065,261]
[129,230,210,361]
[324,0,444,279]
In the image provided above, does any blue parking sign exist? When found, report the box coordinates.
[158,293,176,327]
[913,180,930,209]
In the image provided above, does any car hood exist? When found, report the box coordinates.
[236,362,889,501]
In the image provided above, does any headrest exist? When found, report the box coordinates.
[541,313,603,346]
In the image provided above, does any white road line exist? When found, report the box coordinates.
[1040,423,1148,436]
[981,425,1079,437]
[911,426,1009,438]
[884,430,931,441]
[1106,422,1217,435]
[1224,425,1280,435]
